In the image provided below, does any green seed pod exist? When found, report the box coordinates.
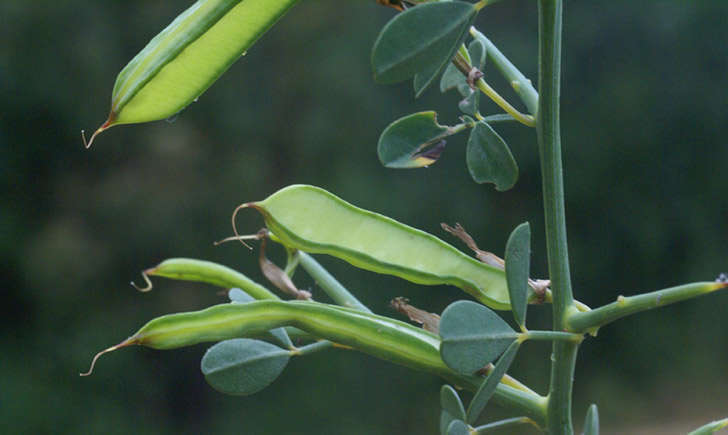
[82,300,546,424]
[133,258,279,301]
[85,0,300,147]
[237,185,510,309]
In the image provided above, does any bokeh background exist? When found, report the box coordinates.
[2,1,727,433]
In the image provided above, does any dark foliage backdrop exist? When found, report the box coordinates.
[2,1,727,433]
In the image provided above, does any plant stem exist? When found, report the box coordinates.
[469,27,539,115]
[537,0,573,323]
[291,340,333,356]
[567,281,728,332]
[522,331,582,343]
[297,251,372,312]
[452,50,535,127]
[547,341,578,434]
[536,0,578,433]
[475,79,536,126]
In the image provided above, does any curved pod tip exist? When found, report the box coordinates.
[81,117,115,149]
[228,202,268,250]
[130,267,156,292]
[80,337,135,377]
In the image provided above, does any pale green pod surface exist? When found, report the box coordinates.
[126,301,453,376]
[246,185,510,309]
[86,301,546,424]
[146,258,279,300]
[87,0,299,145]
[688,418,728,435]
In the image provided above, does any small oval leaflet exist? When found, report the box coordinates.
[228,287,255,303]
[440,384,466,435]
[371,1,478,85]
[505,222,531,328]
[201,338,290,396]
[466,340,521,424]
[439,300,517,374]
[458,91,479,117]
[446,419,471,435]
[466,121,519,191]
[378,111,453,168]
[441,384,466,420]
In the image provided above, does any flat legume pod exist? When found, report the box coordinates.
[242,185,510,309]
[85,0,299,146]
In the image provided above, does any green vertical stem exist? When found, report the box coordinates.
[537,0,573,319]
[547,341,578,434]
[537,0,579,433]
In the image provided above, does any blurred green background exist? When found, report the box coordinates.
[2,1,727,433]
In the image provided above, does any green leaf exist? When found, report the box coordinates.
[440,384,467,434]
[440,47,471,94]
[471,417,531,433]
[504,223,530,328]
[441,384,466,420]
[469,39,487,71]
[466,340,521,424]
[439,300,518,374]
[413,61,445,98]
[458,91,479,116]
[583,404,599,435]
[228,288,293,349]
[466,121,518,191]
[440,411,457,435]
[447,419,471,435]
[86,0,300,146]
[378,111,452,168]
[415,31,485,99]
[201,338,290,395]
[372,2,477,85]
[228,287,255,303]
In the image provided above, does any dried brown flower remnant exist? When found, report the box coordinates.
[390,297,440,333]
[258,229,311,300]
